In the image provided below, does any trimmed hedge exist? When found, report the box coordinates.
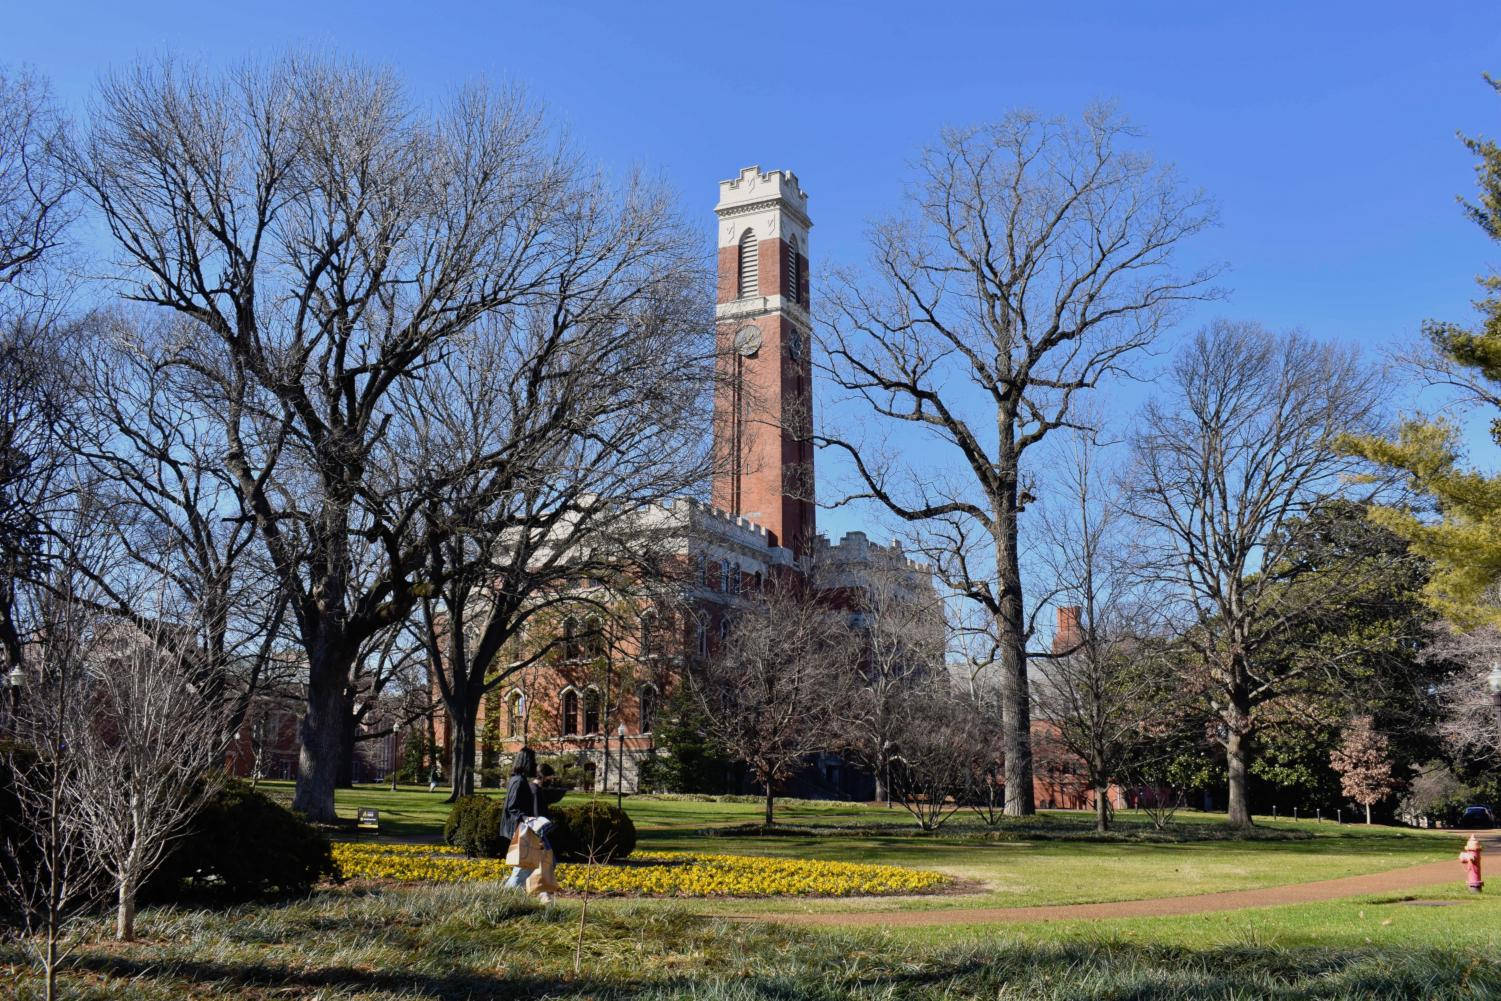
[549,802,636,862]
[444,795,506,858]
[146,780,335,902]
[444,796,635,862]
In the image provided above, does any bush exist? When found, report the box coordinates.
[549,801,636,862]
[147,779,334,902]
[444,795,507,858]
[478,766,504,788]
[537,754,593,790]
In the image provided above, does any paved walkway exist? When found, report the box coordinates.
[750,836,1487,928]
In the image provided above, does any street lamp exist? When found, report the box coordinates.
[616,722,627,812]
[4,665,23,719]
[390,722,401,792]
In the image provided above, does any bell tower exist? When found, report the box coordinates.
[711,166,814,558]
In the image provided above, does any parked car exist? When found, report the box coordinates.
[1458,805,1496,828]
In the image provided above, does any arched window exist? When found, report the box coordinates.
[737,229,759,298]
[720,561,731,592]
[639,609,658,660]
[730,563,742,595]
[752,571,763,590]
[695,614,709,659]
[783,235,800,304]
[585,615,606,659]
[561,689,579,736]
[637,683,658,734]
[697,553,709,586]
[506,690,524,737]
[562,616,580,660]
[718,618,730,645]
[583,687,602,735]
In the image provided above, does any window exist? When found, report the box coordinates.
[637,684,657,734]
[738,229,759,298]
[752,571,762,590]
[696,615,709,659]
[561,689,579,736]
[585,615,606,659]
[718,618,730,645]
[698,553,708,586]
[730,563,741,594]
[639,609,658,660]
[583,687,601,735]
[562,616,581,660]
[720,561,730,592]
[506,691,524,737]
[784,235,800,304]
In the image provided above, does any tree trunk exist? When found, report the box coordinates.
[991,452,1034,817]
[763,782,775,828]
[116,873,136,941]
[1366,802,1372,825]
[292,655,349,822]
[447,690,478,801]
[874,767,887,807]
[336,705,356,788]
[1095,784,1110,833]
[1225,728,1252,828]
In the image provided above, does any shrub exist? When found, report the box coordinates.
[444,795,507,858]
[147,779,334,902]
[537,754,593,790]
[549,801,636,862]
[478,766,504,788]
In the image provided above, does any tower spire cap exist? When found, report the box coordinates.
[716,166,810,221]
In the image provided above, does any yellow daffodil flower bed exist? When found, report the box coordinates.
[332,842,948,897]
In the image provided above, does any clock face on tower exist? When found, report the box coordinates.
[734,325,763,357]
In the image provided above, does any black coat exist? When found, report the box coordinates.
[501,775,567,839]
[501,775,537,840]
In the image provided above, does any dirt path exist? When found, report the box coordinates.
[744,837,1487,928]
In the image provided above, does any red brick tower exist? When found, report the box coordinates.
[711,166,814,558]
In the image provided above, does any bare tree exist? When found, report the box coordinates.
[690,577,856,827]
[1,593,101,1001]
[70,56,669,821]
[831,555,947,805]
[405,190,715,799]
[0,67,70,289]
[1129,321,1384,826]
[64,609,229,941]
[1030,429,1182,832]
[818,107,1218,814]
[887,684,979,831]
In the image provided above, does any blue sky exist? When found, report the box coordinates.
[8,1,1501,548]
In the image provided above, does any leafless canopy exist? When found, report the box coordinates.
[1128,321,1385,826]
[690,577,857,826]
[818,106,1218,814]
[69,55,709,820]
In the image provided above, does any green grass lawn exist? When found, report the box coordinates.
[9,881,1500,1000]
[3,786,1487,999]
[266,781,1459,914]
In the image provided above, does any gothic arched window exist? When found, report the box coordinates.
[637,683,657,735]
[562,616,581,660]
[738,229,759,298]
[561,689,579,736]
[639,609,658,660]
[506,690,524,737]
[784,235,800,304]
[584,615,606,659]
[583,687,602,735]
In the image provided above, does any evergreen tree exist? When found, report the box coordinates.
[638,684,732,795]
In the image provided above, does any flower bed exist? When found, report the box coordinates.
[332,842,948,897]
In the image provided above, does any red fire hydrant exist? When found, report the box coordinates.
[1460,836,1484,893]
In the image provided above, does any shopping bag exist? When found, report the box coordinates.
[505,827,541,868]
[526,849,560,895]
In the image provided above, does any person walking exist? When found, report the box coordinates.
[502,749,541,891]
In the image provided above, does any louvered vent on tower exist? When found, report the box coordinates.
[738,229,759,298]
[784,235,800,304]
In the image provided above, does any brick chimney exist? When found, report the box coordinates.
[1054,605,1082,655]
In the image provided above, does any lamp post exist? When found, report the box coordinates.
[390,722,401,792]
[3,665,23,728]
[616,722,627,812]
